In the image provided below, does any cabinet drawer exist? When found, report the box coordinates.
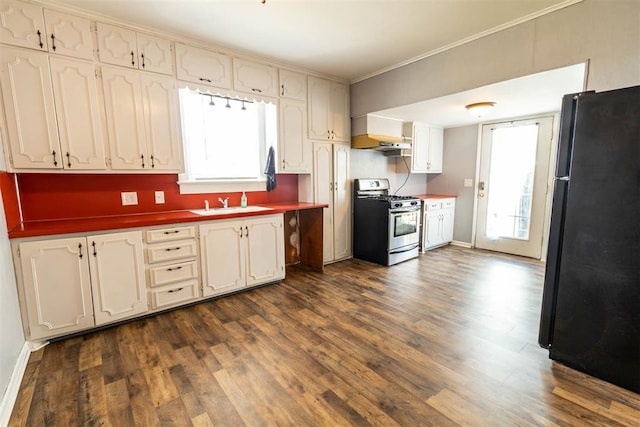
[150,280,199,309]
[147,240,197,263]
[441,198,456,209]
[424,201,441,211]
[148,260,198,287]
[146,226,196,243]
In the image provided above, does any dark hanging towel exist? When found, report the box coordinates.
[264,146,277,192]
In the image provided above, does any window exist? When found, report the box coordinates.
[178,88,277,194]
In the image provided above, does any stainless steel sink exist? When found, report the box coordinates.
[189,206,274,216]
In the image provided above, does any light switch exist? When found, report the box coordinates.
[464,179,473,188]
[121,191,138,206]
[155,191,165,204]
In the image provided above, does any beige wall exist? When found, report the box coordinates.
[427,125,479,244]
[0,187,25,422]
[351,0,640,117]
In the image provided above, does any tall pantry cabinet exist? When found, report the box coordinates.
[300,142,351,263]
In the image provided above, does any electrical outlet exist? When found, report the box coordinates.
[121,191,138,206]
[155,191,165,204]
[464,179,473,188]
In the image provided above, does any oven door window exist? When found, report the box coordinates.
[393,211,418,237]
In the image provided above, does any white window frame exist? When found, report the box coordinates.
[176,82,278,194]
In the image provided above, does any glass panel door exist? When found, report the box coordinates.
[475,116,555,258]
[485,124,538,240]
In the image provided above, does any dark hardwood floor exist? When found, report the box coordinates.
[9,246,640,426]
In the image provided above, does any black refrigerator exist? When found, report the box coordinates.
[538,85,640,394]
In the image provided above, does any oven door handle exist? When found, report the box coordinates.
[389,243,420,255]
[390,207,421,214]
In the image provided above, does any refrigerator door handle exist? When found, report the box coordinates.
[557,177,570,181]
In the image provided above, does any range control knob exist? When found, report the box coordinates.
[394,203,402,208]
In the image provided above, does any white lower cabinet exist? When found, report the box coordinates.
[422,198,455,251]
[200,214,285,297]
[14,230,147,340]
[88,231,147,325]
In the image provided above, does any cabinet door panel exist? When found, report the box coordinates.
[137,33,173,75]
[43,9,93,60]
[0,47,61,169]
[19,238,94,340]
[140,74,183,171]
[308,77,331,140]
[96,22,137,68]
[313,142,334,262]
[423,210,441,250]
[233,58,278,97]
[0,0,46,50]
[279,69,306,100]
[330,82,349,142]
[428,127,443,173]
[49,57,105,170]
[246,215,285,286]
[442,208,455,243]
[175,43,231,88]
[278,99,310,173]
[411,123,429,172]
[332,143,351,260]
[102,66,146,169]
[200,221,245,296]
[88,231,147,325]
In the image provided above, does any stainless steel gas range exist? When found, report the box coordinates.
[353,178,421,266]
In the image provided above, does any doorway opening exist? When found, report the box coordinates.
[474,116,555,258]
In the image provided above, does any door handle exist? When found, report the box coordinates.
[478,181,485,197]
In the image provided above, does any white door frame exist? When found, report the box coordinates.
[471,112,560,260]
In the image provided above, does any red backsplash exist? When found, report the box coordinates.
[16,173,298,221]
[0,171,20,229]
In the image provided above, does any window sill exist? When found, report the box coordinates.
[178,179,267,194]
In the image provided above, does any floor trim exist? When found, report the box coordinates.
[0,342,30,426]
[451,240,472,248]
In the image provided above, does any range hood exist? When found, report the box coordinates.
[351,115,409,151]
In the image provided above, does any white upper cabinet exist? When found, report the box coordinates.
[279,69,306,100]
[402,122,444,174]
[278,98,310,173]
[42,9,93,60]
[102,66,183,171]
[232,57,278,97]
[0,1,92,60]
[136,33,173,75]
[0,1,45,50]
[139,73,183,171]
[308,76,350,142]
[96,23,173,75]
[0,46,104,170]
[49,56,105,169]
[0,47,60,169]
[101,66,147,169]
[175,42,232,88]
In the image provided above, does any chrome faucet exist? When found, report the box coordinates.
[218,197,229,208]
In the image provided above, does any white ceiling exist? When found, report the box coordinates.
[372,63,586,128]
[50,0,577,82]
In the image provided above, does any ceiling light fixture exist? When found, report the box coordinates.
[465,102,496,118]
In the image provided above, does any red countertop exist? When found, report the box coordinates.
[8,202,327,239]
[414,194,457,200]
